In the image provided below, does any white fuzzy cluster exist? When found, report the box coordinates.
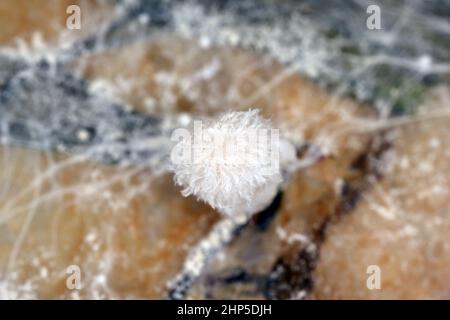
[171,109,284,216]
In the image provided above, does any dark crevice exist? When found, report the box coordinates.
[253,191,284,231]
[264,132,392,300]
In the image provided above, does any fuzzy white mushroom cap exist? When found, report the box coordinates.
[170,109,295,216]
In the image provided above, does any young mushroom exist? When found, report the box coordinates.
[167,109,321,299]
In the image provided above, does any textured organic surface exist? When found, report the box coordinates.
[0,0,449,299]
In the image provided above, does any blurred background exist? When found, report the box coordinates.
[0,0,449,299]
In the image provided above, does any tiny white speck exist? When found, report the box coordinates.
[418,55,432,72]
[138,14,149,25]
[76,129,91,142]
[40,267,48,278]
[95,274,107,285]
[199,36,211,48]
[429,137,440,149]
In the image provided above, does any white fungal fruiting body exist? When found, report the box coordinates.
[168,110,302,297]
[171,109,288,216]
